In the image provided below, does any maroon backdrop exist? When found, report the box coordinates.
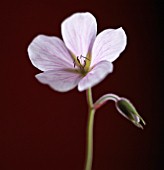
[1,0,163,170]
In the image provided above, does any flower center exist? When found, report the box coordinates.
[73,55,90,76]
[73,55,88,68]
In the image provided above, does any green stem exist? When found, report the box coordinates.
[84,88,95,170]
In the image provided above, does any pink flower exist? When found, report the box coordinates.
[28,12,127,92]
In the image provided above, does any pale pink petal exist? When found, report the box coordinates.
[36,69,82,92]
[61,12,97,57]
[78,61,113,91]
[28,35,73,71]
[91,28,127,67]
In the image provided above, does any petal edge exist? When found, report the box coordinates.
[91,27,127,67]
[61,12,97,57]
[78,61,113,91]
[36,69,82,92]
[28,35,73,71]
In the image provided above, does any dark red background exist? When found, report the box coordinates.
[1,0,163,170]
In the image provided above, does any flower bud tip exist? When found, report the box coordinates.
[116,98,146,129]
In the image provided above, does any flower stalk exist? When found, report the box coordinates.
[85,88,95,170]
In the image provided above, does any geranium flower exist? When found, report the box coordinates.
[27,13,145,170]
[28,12,127,92]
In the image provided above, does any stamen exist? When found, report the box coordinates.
[73,55,90,69]
[84,60,86,67]
[77,56,81,64]
[73,59,76,68]
[80,55,90,61]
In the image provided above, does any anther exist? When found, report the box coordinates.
[77,56,81,64]
[83,60,86,67]
[73,60,76,68]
